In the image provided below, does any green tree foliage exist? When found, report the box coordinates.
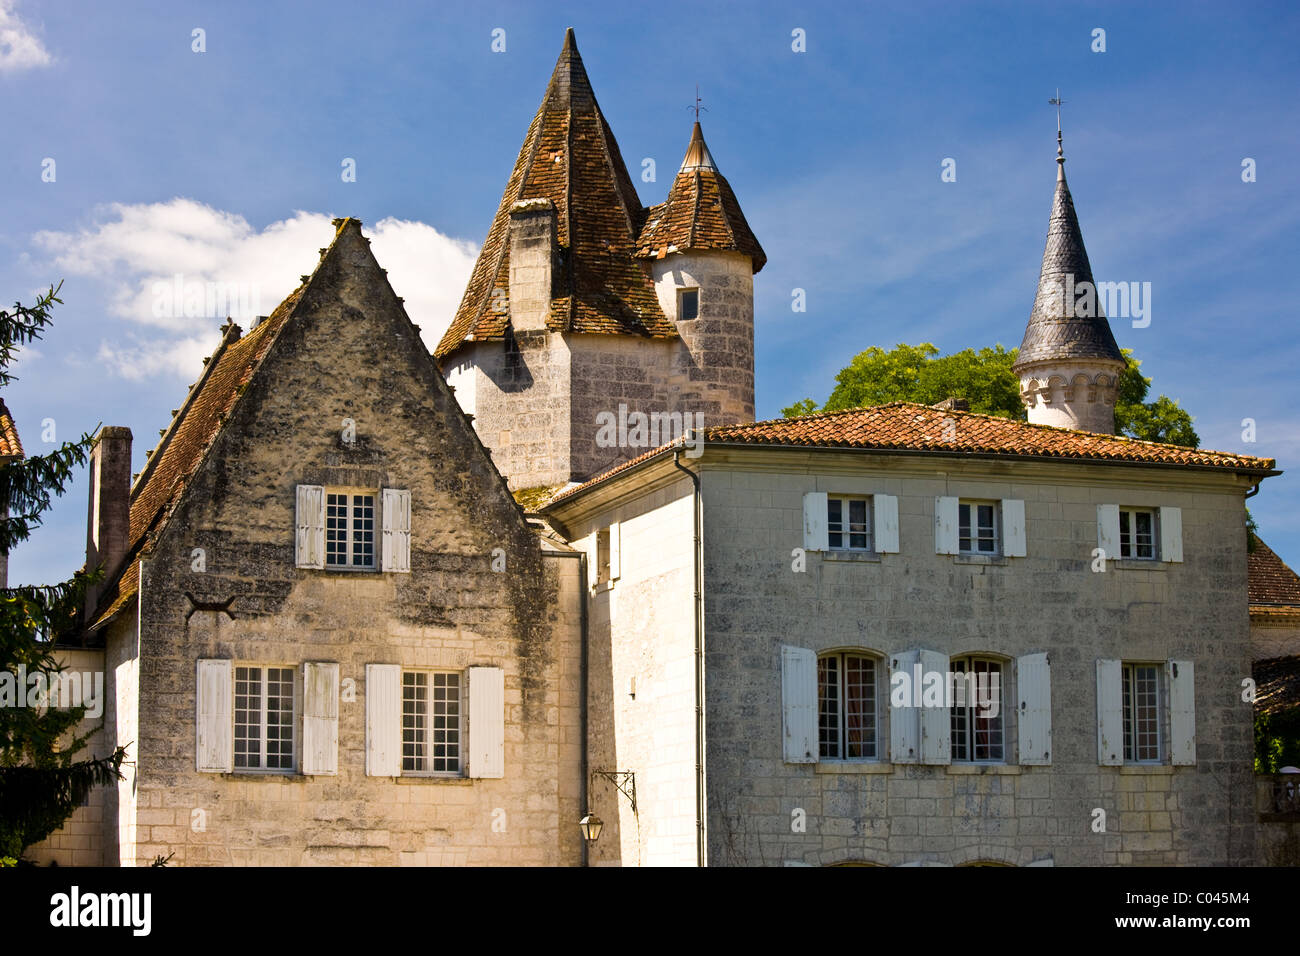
[784,343,1200,448]
[0,284,126,863]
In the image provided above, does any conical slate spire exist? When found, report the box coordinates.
[1013,135,1123,369]
[635,120,766,272]
[436,28,672,359]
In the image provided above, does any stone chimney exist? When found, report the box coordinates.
[507,198,556,333]
[932,397,970,412]
[85,426,133,618]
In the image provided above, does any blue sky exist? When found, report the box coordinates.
[3,0,1299,583]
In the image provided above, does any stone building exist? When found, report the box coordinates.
[28,28,1285,866]
[44,219,586,865]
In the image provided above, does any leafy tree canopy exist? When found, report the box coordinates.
[783,343,1199,448]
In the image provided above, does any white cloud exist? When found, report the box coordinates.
[34,199,478,379]
[0,1,50,72]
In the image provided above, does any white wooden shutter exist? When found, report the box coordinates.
[468,666,506,778]
[1167,659,1196,765]
[609,520,621,581]
[586,535,599,589]
[196,659,233,773]
[365,663,401,777]
[873,494,899,554]
[1159,507,1183,563]
[919,648,951,764]
[802,492,828,552]
[890,649,920,763]
[1096,658,1123,766]
[1097,504,1120,564]
[295,484,325,569]
[935,496,959,555]
[302,662,339,775]
[381,488,411,573]
[781,645,818,763]
[1017,652,1051,765]
[1002,499,1026,558]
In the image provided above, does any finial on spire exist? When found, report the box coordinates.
[1048,89,1065,178]
[688,84,707,120]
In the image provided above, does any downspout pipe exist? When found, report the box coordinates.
[673,450,706,868]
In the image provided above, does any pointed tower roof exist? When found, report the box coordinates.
[435,29,673,360]
[635,121,766,272]
[1013,131,1123,370]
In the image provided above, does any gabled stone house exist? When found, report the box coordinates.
[52,219,585,865]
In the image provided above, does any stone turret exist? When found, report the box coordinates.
[436,30,763,489]
[636,120,766,424]
[1013,129,1126,434]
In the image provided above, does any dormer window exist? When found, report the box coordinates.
[679,288,699,321]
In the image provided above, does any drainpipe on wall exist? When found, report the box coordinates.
[673,450,706,868]
[545,548,589,866]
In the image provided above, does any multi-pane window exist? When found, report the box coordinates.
[679,288,700,321]
[958,501,998,554]
[402,671,462,775]
[950,657,1004,762]
[818,653,877,760]
[827,497,871,551]
[234,666,295,770]
[1122,663,1161,762]
[1119,509,1157,560]
[326,492,376,568]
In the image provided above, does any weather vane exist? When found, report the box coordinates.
[688,84,707,120]
[1048,89,1065,133]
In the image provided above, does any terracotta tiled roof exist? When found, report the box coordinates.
[1249,538,1300,607]
[546,402,1277,507]
[435,29,674,359]
[1013,141,1124,371]
[0,398,23,458]
[88,221,365,627]
[634,122,766,272]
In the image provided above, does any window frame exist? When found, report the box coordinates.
[949,655,1006,764]
[232,664,299,774]
[325,487,379,571]
[400,668,465,778]
[678,287,700,321]
[1121,661,1163,763]
[958,499,1000,556]
[1118,507,1159,561]
[817,650,882,762]
[826,495,873,553]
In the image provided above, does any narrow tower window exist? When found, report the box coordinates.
[679,288,699,321]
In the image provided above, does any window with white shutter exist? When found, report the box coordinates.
[781,645,818,763]
[889,649,920,763]
[873,494,900,554]
[302,662,340,775]
[365,664,402,777]
[1167,660,1195,765]
[295,485,325,569]
[1097,505,1121,565]
[920,648,952,764]
[609,520,621,581]
[1096,658,1123,766]
[468,666,505,779]
[1001,499,1026,558]
[934,497,959,555]
[1017,653,1051,765]
[381,488,412,573]
[802,492,829,552]
[196,659,233,773]
[1159,507,1183,563]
